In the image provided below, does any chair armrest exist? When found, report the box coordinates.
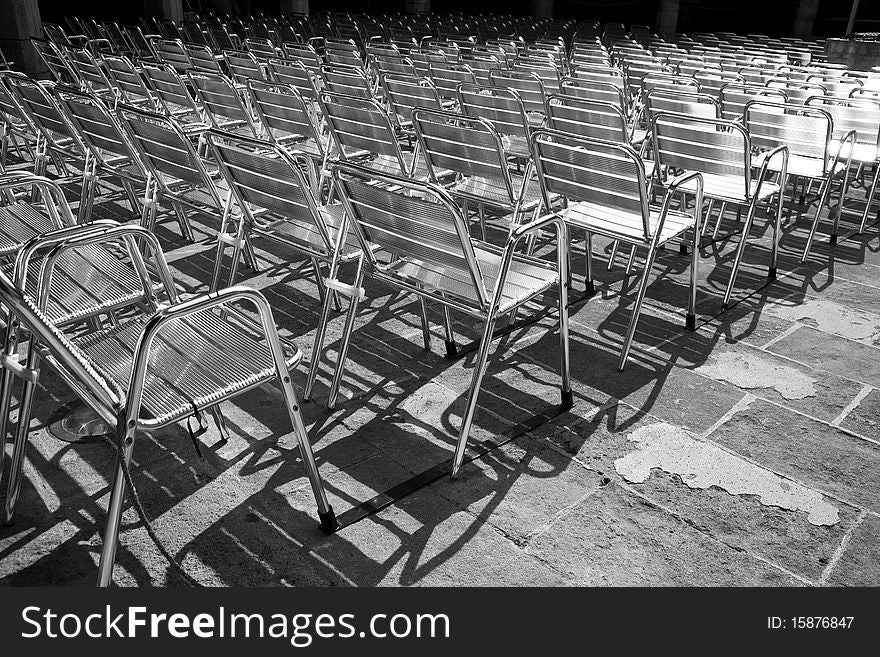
[753,144,789,198]
[654,170,704,239]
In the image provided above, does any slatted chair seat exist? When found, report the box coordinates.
[387,243,558,314]
[447,171,543,210]
[752,149,845,179]
[251,202,361,256]
[675,170,781,204]
[75,306,297,426]
[557,201,695,243]
[0,201,58,256]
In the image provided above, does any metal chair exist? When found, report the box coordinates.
[0,222,335,587]
[312,161,571,477]
[488,68,547,126]
[531,128,703,368]
[103,55,158,110]
[744,100,855,262]
[206,129,362,311]
[142,64,209,136]
[457,83,533,160]
[412,107,544,236]
[321,64,373,99]
[116,105,229,243]
[267,58,320,102]
[188,71,258,136]
[0,72,37,171]
[223,49,265,85]
[31,39,78,85]
[651,110,787,307]
[5,76,91,220]
[806,95,880,237]
[320,91,427,180]
[53,88,147,219]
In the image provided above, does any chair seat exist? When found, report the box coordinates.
[558,201,695,244]
[252,202,362,261]
[446,171,543,211]
[674,171,780,204]
[753,150,844,180]
[75,306,298,427]
[0,203,56,257]
[386,244,558,314]
[827,140,879,165]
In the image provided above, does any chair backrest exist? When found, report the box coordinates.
[429,62,477,101]
[652,111,750,194]
[267,58,318,101]
[372,54,418,79]
[766,78,825,104]
[142,64,203,123]
[532,128,651,239]
[245,37,280,62]
[319,91,409,175]
[331,161,489,310]
[695,69,743,101]
[61,46,115,97]
[283,42,323,77]
[412,107,515,204]
[720,81,786,120]
[744,100,833,167]
[188,72,254,133]
[382,74,444,130]
[103,55,156,109]
[31,39,77,84]
[6,76,82,154]
[645,89,720,122]
[457,83,531,143]
[806,96,880,149]
[321,64,372,99]
[53,87,141,171]
[248,80,323,153]
[0,72,32,128]
[116,105,214,191]
[559,77,626,111]
[184,43,224,75]
[224,49,264,84]
[122,25,156,60]
[546,95,628,142]
[206,130,336,258]
[489,68,547,115]
[152,38,192,73]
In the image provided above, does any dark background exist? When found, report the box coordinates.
[31,0,880,37]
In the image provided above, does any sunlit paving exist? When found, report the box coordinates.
[0,1,879,592]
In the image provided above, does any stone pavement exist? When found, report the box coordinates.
[0,178,878,587]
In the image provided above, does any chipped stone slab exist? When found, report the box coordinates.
[614,423,839,526]
[696,351,817,400]
[768,326,880,388]
[525,482,801,586]
[825,514,880,586]
[709,399,880,514]
[765,298,880,344]
[840,388,880,439]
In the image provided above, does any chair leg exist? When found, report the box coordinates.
[326,268,365,410]
[418,296,431,351]
[801,175,834,263]
[607,239,620,270]
[4,346,41,524]
[304,266,340,402]
[688,225,700,330]
[722,199,760,309]
[858,163,880,234]
[97,428,133,587]
[618,241,659,371]
[557,247,572,410]
[830,161,853,245]
[442,305,457,358]
[584,230,595,294]
[451,315,498,477]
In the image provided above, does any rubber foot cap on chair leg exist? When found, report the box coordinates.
[561,389,573,410]
[768,266,777,281]
[319,506,339,534]
[444,340,458,359]
[830,233,838,246]
[686,313,696,330]
[679,243,688,255]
